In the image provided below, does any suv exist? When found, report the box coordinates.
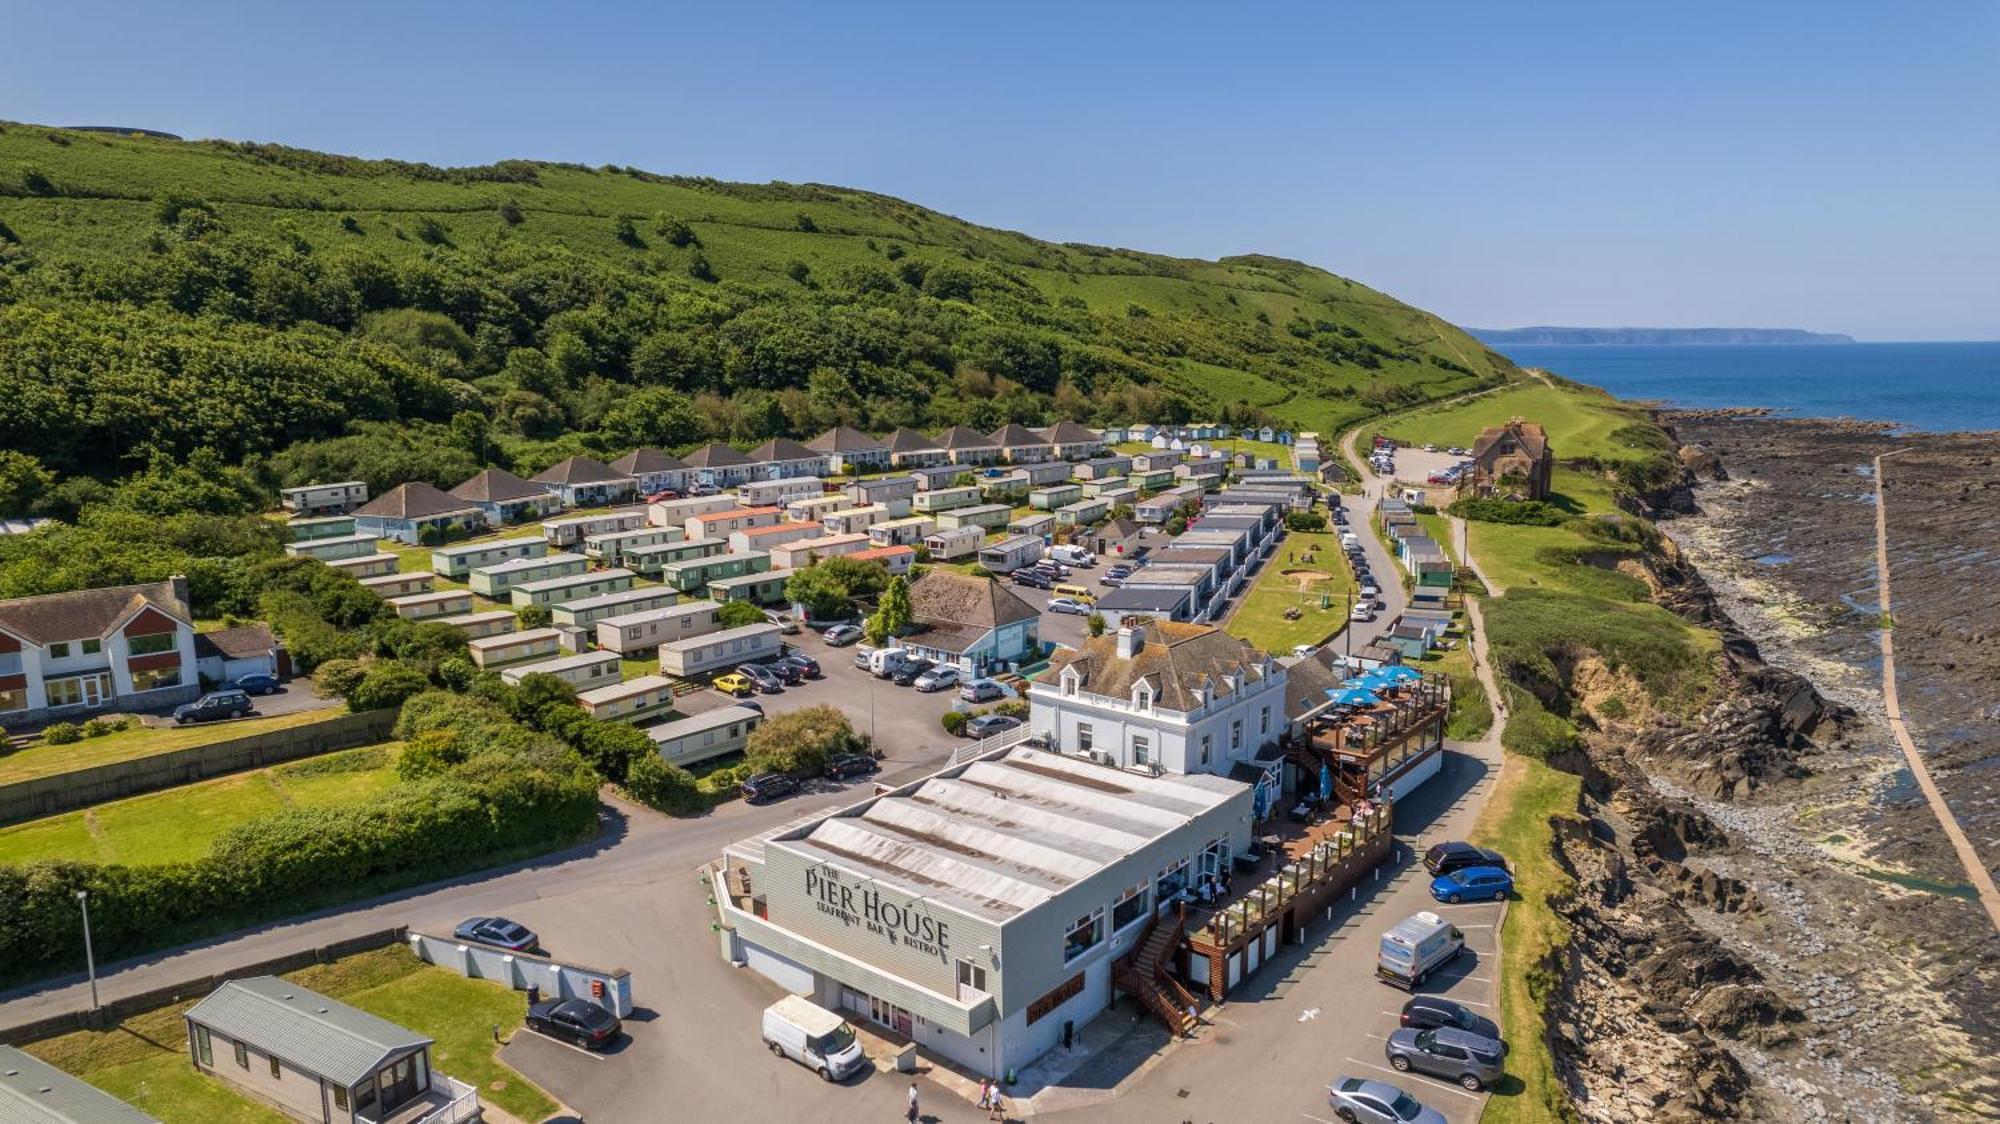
[229,673,282,696]
[1399,996,1500,1042]
[737,663,784,694]
[1423,842,1509,879]
[825,752,879,781]
[1384,1026,1507,1091]
[172,690,252,725]
[1011,570,1053,590]
[890,658,935,687]
[776,653,821,679]
[1325,1076,1445,1124]
[740,773,798,804]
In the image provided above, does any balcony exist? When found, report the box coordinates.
[357,1076,480,1124]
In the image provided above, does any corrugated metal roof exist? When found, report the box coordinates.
[183,977,428,1088]
[0,1046,160,1124]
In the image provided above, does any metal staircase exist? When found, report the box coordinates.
[1115,903,1201,1037]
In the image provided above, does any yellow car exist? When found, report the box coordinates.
[713,673,756,697]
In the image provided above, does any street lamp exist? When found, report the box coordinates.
[76,889,98,1010]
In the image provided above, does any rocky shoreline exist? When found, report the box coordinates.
[1533,414,1998,1121]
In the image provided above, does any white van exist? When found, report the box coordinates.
[762,996,867,1081]
[1050,544,1095,567]
[867,647,912,679]
[1376,910,1464,990]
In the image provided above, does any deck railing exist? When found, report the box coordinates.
[1190,804,1392,949]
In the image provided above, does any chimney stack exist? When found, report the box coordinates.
[1115,625,1143,660]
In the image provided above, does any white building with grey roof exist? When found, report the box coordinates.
[714,744,1253,1078]
[0,1045,159,1123]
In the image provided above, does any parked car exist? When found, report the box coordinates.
[1292,644,1317,658]
[1011,570,1053,590]
[1423,842,1509,878]
[777,653,821,679]
[737,663,784,694]
[686,481,722,497]
[766,612,802,635]
[1046,597,1091,616]
[740,772,799,804]
[890,657,935,687]
[713,673,757,697]
[525,998,621,1050]
[1103,564,1133,580]
[913,666,961,692]
[172,690,252,725]
[767,660,805,686]
[1325,1076,1445,1124]
[228,673,282,696]
[453,916,538,952]
[1385,1026,1507,1091]
[1399,996,1500,1042]
[822,623,865,646]
[964,714,1021,738]
[1351,605,1375,623]
[645,489,682,503]
[825,752,879,781]
[1359,583,1380,599]
[959,677,1005,703]
[852,642,878,670]
[763,996,867,1082]
[1431,865,1514,904]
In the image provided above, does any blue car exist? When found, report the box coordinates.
[1430,865,1513,904]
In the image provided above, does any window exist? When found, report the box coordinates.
[132,667,182,692]
[1231,719,1242,751]
[194,1025,212,1066]
[81,638,102,656]
[332,1086,348,1111]
[1063,909,1103,962]
[1200,735,1211,767]
[0,688,25,715]
[1131,734,1150,767]
[1112,883,1149,931]
[1260,708,1270,736]
[128,633,177,657]
[1076,723,1093,756]
[957,959,988,993]
[45,678,83,708]
[48,642,70,660]
[234,1041,249,1069]
[269,1055,281,1078]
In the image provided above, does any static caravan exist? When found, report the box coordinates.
[707,568,796,605]
[647,494,739,528]
[977,535,1044,574]
[467,627,563,669]
[553,586,679,630]
[1028,483,1083,511]
[626,536,729,576]
[584,527,683,566]
[359,572,434,599]
[1183,471,1224,493]
[738,476,827,508]
[440,609,517,639]
[1079,477,1127,499]
[388,589,475,621]
[542,509,646,548]
[430,535,547,579]
[906,464,963,490]
[1096,485,1139,507]
[286,515,357,542]
[1055,497,1110,526]
[279,480,367,516]
[768,533,872,570]
[284,533,379,562]
[1128,468,1176,492]
[820,505,890,535]
[729,521,824,554]
[594,600,724,655]
[647,705,764,768]
[936,503,1010,532]
[848,545,915,576]
[658,551,771,595]
[1072,456,1132,481]
[1132,452,1185,472]
[468,552,589,598]
[1008,511,1057,538]
[924,526,983,561]
[785,494,848,524]
[509,567,637,609]
[845,476,917,516]
[578,674,677,724]
[324,552,400,580]
[1014,461,1076,486]
[499,649,622,690]
[868,515,935,547]
[657,622,784,678]
[911,485,981,514]
[685,506,783,542]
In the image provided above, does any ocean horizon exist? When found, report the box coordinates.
[1491,341,2000,433]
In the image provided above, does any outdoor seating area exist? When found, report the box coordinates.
[1305,666,1450,802]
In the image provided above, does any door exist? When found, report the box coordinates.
[376,1056,418,1113]
[80,673,109,708]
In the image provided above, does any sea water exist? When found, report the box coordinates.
[1492,341,2000,433]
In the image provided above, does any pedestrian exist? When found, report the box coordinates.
[987,1082,1006,1121]
[907,1082,920,1123]
[977,1079,992,1110]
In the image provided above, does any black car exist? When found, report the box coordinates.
[1011,570,1052,590]
[767,660,805,686]
[526,998,621,1050]
[890,658,935,687]
[826,752,880,781]
[737,663,784,694]
[229,673,282,696]
[1423,841,1509,878]
[777,653,821,679]
[740,772,798,804]
[1400,995,1501,1041]
[453,916,539,952]
[172,689,252,725]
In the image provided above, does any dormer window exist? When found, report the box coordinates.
[1134,683,1152,711]
[1061,668,1080,697]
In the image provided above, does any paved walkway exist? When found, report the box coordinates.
[1871,451,2000,932]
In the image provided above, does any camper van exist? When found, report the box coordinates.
[1376,911,1465,990]
[761,996,866,1082]
[866,646,914,679]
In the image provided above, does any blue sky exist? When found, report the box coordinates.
[8,1,1996,339]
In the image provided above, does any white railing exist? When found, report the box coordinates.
[947,723,1038,767]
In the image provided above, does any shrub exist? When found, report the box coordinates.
[1447,498,1565,527]
[313,658,366,699]
[992,700,1029,720]
[516,604,552,629]
[623,751,701,813]
[715,600,766,628]
[1087,613,1106,637]
[1284,511,1328,532]
[746,705,859,776]
[346,661,430,713]
[79,717,126,738]
[41,722,82,745]
[940,710,970,737]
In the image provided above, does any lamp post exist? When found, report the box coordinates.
[76,889,99,1010]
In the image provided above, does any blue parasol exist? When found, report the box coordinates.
[1378,665,1422,683]
[1327,687,1380,707]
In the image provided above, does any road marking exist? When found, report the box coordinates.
[527,1034,610,1061]
[1433,973,1493,984]
[1342,1058,1484,1101]
[1453,923,1495,929]
[1302,1115,1338,1124]
[1299,1007,1321,1022]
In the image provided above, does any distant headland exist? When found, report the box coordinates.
[1471,326,1855,346]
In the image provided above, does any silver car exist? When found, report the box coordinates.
[1325,1076,1446,1124]
[1385,1026,1507,1091]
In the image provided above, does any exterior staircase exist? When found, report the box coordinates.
[1115,904,1201,1037]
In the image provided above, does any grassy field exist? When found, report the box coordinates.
[25,944,556,1124]
[1383,380,1658,464]
[1410,634,1492,742]
[0,744,400,866]
[0,709,346,786]
[1224,532,1357,654]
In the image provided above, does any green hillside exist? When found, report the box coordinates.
[0,121,1516,504]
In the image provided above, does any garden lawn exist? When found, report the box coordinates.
[1410,635,1491,742]
[26,945,556,1124]
[0,745,400,866]
[0,709,346,786]
[1383,380,1657,465]
[1224,532,1357,654]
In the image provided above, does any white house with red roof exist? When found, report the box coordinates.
[0,578,201,727]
